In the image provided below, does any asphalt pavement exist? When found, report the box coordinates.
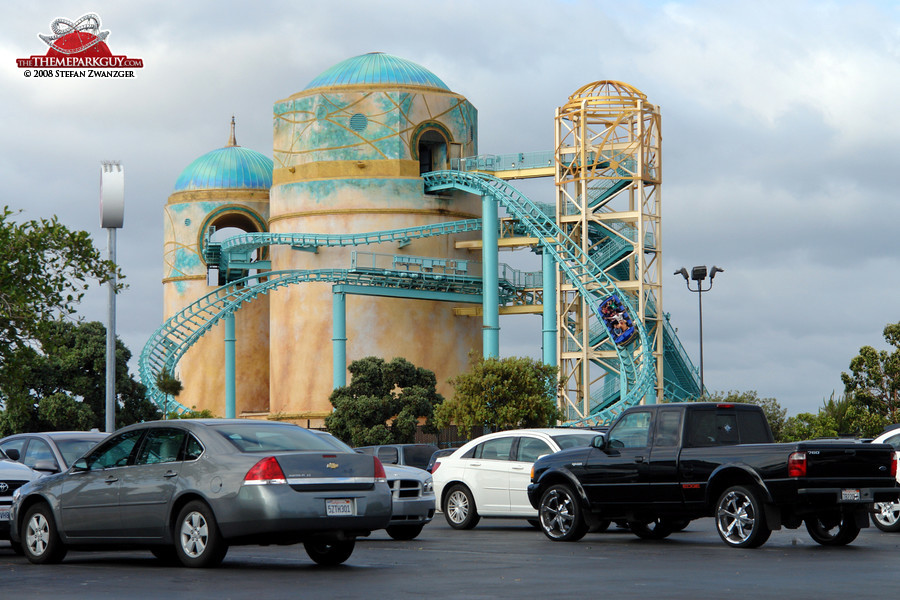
[3,517,900,599]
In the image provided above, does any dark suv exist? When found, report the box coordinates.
[354,444,439,471]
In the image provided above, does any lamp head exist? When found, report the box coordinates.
[710,266,725,280]
[674,267,689,281]
[691,266,708,282]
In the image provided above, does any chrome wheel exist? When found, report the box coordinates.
[715,485,770,548]
[25,512,50,557]
[180,510,210,558]
[443,485,479,529]
[539,484,587,542]
[872,501,900,532]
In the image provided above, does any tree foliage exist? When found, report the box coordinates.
[780,393,888,441]
[841,322,900,423]
[0,320,160,435]
[434,355,561,434]
[155,368,184,419]
[0,207,122,367]
[704,390,787,441]
[325,356,444,447]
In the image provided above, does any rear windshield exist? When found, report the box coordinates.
[550,433,598,450]
[211,423,343,453]
[403,445,439,469]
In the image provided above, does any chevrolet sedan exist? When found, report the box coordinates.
[9,419,392,567]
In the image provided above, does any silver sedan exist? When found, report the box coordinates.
[9,419,392,567]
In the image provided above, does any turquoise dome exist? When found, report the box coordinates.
[174,145,273,192]
[304,52,450,92]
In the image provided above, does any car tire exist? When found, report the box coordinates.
[443,484,480,530]
[386,524,425,541]
[9,540,24,556]
[715,485,772,548]
[526,519,541,529]
[22,502,67,564]
[174,500,228,568]
[538,484,588,542]
[628,518,675,540]
[304,538,356,565]
[806,512,861,546]
[871,501,900,532]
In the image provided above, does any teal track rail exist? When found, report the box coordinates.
[139,268,486,413]
[422,170,655,419]
[141,169,662,421]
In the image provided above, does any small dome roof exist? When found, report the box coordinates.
[304,52,450,92]
[174,120,273,192]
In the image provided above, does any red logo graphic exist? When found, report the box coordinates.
[17,13,143,69]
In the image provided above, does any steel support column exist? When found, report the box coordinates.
[482,194,499,357]
[333,290,347,389]
[224,311,236,418]
[542,250,557,366]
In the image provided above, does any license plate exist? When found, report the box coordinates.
[841,489,861,501]
[325,499,355,516]
[0,510,10,521]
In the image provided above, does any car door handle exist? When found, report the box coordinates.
[512,466,526,470]
[105,476,118,484]
[164,471,178,478]
[634,456,644,463]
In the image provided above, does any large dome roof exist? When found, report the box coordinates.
[304,52,450,92]
[174,130,273,193]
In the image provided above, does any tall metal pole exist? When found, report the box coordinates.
[106,228,116,432]
[697,285,704,392]
[100,162,124,433]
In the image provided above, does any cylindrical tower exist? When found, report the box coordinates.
[270,53,481,424]
[163,120,272,416]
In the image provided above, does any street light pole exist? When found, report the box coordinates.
[674,265,724,394]
[100,162,124,433]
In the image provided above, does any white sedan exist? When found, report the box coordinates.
[431,428,598,529]
[871,425,900,532]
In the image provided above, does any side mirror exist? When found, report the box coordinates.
[32,460,60,473]
[591,434,608,450]
[5,448,20,461]
[72,458,90,472]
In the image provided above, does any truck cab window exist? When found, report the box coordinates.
[607,411,651,449]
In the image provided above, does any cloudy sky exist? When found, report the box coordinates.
[2,0,898,417]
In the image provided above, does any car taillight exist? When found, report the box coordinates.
[373,456,387,482]
[431,461,441,474]
[244,456,287,485]
[788,451,807,478]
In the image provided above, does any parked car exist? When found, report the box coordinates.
[431,429,598,529]
[0,448,41,543]
[0,431,108,474]
[354,444,439,471]
[871,425,900,532]
[314,432,435,540]
[10,419,392,567]
[426,448,455,473]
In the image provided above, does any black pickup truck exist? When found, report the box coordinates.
[527,402,900,548]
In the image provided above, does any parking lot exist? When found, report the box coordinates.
[3,517,900,599]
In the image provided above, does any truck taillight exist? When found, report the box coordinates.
[373,456,387,482]
[788,451,807,477]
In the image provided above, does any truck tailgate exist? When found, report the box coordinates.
[800,441,894,480]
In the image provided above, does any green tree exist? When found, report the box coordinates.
[325,356,444,447]
[155,368,184,420]
[702,390,788,441]
[841,322,900,423]
[0,320,160,435]
[435,355,561,434]
[779,394,887,442]
[0,207,122,367]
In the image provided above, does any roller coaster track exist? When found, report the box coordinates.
[141,170,656,421]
